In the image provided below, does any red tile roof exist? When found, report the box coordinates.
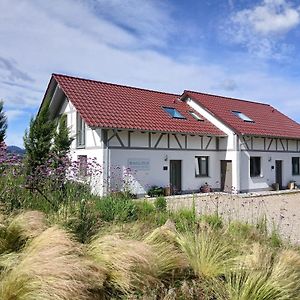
[183,90,300,139]
[52,74,225,136]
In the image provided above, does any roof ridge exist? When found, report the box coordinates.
[184,90,271,107]
[53,73,180,97]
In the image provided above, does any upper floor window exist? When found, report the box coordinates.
[292,157,300,175]
[232,111,254,122]
[163,107,185,119]
[189,111,204,121]
[77,112,85,147]
[250,156,261,177]
[195,156,209,177]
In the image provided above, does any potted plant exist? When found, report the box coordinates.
[200,182,211,193]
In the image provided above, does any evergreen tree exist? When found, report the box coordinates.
[23,98,56,175]
[53,114,73,158]
[0,100,7,144]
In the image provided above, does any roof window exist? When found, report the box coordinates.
[232,111,254,122]
[189,111,204,121]
[163,107,185,119]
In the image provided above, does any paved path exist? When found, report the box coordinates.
[164,190,300,244]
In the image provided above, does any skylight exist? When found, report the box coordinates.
[189,111,204,121]
[163,107,185,119]
[232,111,254,122]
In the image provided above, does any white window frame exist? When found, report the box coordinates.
[195,156,209,177]
[76,112,85,148]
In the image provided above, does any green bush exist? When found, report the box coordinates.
[95,196,137,222]
[200,214,223,229]
[147,185,164,197]
[154,196,167,212]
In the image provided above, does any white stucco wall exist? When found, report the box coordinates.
[109,148,226,195]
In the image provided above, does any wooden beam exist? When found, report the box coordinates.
[205,136,213,150]
[173,134,182,149]
[279,139,286,151]
[148,132,151,148]
[242,136,250,150]
[154,133,164,148]
[267,139,273,151]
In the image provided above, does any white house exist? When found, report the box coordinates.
[41,73,300,196]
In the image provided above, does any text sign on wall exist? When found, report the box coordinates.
[128,158,150,171]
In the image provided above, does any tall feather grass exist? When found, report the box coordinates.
[177,228,236,280]
[0,226,106,300]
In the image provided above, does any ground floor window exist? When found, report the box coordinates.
[292,157,300,175]
[195,156,209,177]
[250,156,261,177]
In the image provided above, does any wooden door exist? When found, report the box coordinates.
[170,160,182,195]
[275,160,283,189]
[220,160,232,192]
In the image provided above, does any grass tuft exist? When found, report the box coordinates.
[0,226,105,300]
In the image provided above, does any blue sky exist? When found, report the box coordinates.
[1,0,300,147]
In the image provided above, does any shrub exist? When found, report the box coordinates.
[95,196,137,222]
[171,208,196,232]
[200,214,223,229]
[134,200,156,220]
[147,185,164,197]
[154,196,167,212]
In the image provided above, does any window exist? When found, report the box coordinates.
[232,111,254,122]
[292,157,300,175]
[78,155,88,177]
[195,156,209,177]
[77,112,85,147]
[163,107,185,119]
[250,157,261,177]
[189,111,204,121]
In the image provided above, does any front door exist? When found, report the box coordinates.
[275,160,283,189]
[170,160,182,195]
[220,160,232,192]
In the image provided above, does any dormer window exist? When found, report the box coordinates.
[189,111,204,121]
[163,107,185,119]
[232,111,254,122]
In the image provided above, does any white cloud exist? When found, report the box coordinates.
[225,0,300,59]
[1,0,300,146]
[235,0,300,35]
[6,109,25,121]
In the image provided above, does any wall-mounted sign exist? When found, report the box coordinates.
[128,158,150,171]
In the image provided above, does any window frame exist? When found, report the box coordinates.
[189,111,204,121]
[292,157,300,175]
[232,111,254,123]
[250,156,261,177]
[76,112,86,148]
[163,107,186,119]
[195,156,209,177]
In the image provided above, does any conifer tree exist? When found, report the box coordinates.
[0,100,7,144]
[53,114,73,158]
[23,98,56,175]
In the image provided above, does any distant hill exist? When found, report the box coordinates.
[7,146,26,155]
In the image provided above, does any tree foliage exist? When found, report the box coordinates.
[53,114,73,158]
[23,99,56,175]
[0,100,7,144]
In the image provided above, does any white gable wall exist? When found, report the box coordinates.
[185,97,241,192]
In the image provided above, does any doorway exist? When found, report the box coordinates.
[275,160,283,190]
[170,160,182,195]
[220,160,232,192]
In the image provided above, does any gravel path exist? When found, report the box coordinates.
[165,191,300,244]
